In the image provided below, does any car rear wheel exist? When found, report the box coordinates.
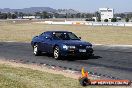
[33,44,41,56]
[53,46,61,59]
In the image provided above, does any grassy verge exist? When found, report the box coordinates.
[0,63,81,88]
[0,63,113,88]
[0,22,132,45]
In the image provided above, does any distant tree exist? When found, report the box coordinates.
[12,14,17,19]
[48,13,53,18]
[35,12,41,18]
[41,11,49,19]
[95,11,101,21]
[26,13,33,16]
[0,13,2,19]
[65,13,68,18]
[71,14,76,18]
[127,14,132,19]
[53,13,59,18]
[104,19,108,22]
[18,12,24,18]
[14,11,18,17]
[65,13,72,18]
[111,18,117,22]
[81,13,86,18]
[125,14,132,19]
[125,18,129,22]
[85,13,94,18]
[0,13,7,19]
[7,12,12,19]
[76,13,81,18]
[0,12,1,19]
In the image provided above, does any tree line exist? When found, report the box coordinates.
[0,11,132,20]
[0,11,95,19]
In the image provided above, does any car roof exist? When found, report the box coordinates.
[45,31,72,33]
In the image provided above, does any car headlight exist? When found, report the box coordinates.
[63,45,68,50]
[86,45,92,48]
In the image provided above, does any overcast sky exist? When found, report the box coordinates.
[0,0,131,12]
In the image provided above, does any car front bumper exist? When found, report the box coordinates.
[60,48,94,57]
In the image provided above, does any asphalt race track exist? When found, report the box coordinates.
[0,42,132,80]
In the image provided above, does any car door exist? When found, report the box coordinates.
[44,34,53,53]
[39,33,47,52]
[39,33,53,53]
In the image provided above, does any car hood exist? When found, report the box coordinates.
[58,40,92,46]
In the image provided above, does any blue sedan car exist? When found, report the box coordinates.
[31,31,94,59]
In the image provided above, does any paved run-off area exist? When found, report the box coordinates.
[0,42,132,81]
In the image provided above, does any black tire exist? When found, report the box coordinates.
[53,46,61,60]
[33,44,41,56]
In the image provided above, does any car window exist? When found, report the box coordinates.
[52,33,62,40]
[52,32,80,40]
[68,33,80,40]
[39,32,51,39]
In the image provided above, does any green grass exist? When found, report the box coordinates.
[0,64,111,88]
[0,22,132,45]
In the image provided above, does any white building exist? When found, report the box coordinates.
[22,16,36,19]
[99,8,114,21]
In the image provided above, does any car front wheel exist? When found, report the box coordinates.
[33,44,41,56]
[53,46,61,59]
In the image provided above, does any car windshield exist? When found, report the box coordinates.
[52,32,80,40]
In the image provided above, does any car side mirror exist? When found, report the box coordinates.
[79,37,81,39]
